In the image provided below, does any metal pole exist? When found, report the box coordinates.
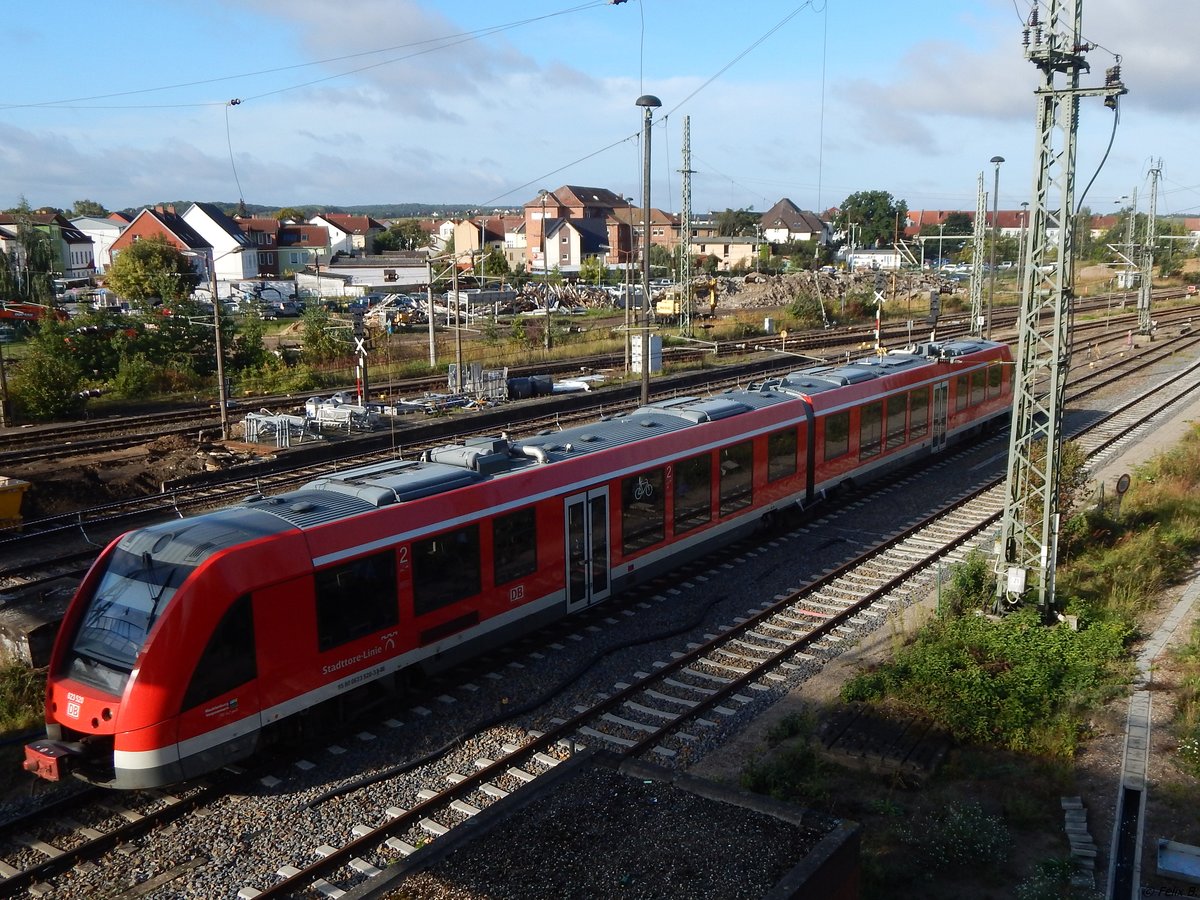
[453,259,463,393]
[637,94,661,407]
[986,155,1004,339]
[541,191,551,351]
[210,259,230,441]
[426,259,436,367]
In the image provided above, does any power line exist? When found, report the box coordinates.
[0,2,610,111]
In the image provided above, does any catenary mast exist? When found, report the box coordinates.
[995,0,1126,613]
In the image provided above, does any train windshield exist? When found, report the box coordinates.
[64,547,194,694]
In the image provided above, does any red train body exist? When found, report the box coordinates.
[25,339,1012,788]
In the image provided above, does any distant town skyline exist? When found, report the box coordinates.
[4,1,1198,219]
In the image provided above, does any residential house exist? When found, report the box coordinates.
[542,217,612,275]
[759,198,829,245]
[524,186,635,274]
[453,214,524,271]
[70,215,126,273]
[0,211,94,280]
[691,236,759,272]
[108,204,217,296]
[309,213,386,256]
[234,217,330,278]
[182,203,257,285]
[0,226,22,275]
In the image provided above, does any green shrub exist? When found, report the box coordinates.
[841,607,1131,755]
[741,740,829,805]
[110,352,157,399]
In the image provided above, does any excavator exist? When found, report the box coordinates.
[654,277,718,322]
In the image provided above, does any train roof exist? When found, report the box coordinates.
[125,338,1008,550]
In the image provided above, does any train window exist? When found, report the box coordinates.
[970,370,987,405]
[955,374,969,411]
[622,469,665,554]
[824,412,849,461]
[719,441,754,516]
[315,551,399,651]
[885,397,907,451]
[413,525,481,616]
[909,386,930,439]
[673,453,712,535]
[494,508,537,586]
[767,428,797,482]
[859,401,883,460]
[988,363,1003,397]
[182,594,256,711]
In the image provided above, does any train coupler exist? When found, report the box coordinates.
[23,739,81,782]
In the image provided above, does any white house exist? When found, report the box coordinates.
[309,213,386,256]
[181,203,257,285]
[70,216,126,272]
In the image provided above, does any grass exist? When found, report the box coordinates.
[737,423,1200,897]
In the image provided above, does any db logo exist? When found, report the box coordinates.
[66,702,81,719]
[509,585,525,603]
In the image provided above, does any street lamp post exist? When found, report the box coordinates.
[597,244,609,288]
[986,155,1004,340]
[636,93,661,406]
[538,189,551,351]
[623,196,634,373]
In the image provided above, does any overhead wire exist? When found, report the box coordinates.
[1,2,611,111]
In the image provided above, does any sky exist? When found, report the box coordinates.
[3,0,1198,220]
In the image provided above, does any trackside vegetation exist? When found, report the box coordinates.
[737,425,1200,897]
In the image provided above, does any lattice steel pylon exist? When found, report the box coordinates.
[678,116,694,337]
[1138,159,1161,336]
[996,0,1126,613]
[969,172,987,337]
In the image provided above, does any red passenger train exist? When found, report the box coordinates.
[25,339,1012,788]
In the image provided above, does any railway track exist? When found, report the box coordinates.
[2,292,1193,465]
[2,339,1194,897]
[4,321,1198,593]
[232,341,1200,899]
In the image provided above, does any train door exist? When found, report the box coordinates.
[565,488,611,612]
[932,381,949,452]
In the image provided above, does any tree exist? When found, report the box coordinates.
[105,235,199,310]
[231,312,270,371]
[69,199,109,218]
[837,190,909,248]
[373,220,428,252]
[481,247,510,278]
[648,244,674,277]
[715,207,758,237]
[8,197,57,304]
[578,256,603,285]
[274,207,309,223]
[300,305,342,363]
[10,322,85,420]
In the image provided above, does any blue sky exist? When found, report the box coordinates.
[3,0,1197,219]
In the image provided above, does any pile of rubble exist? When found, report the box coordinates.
[719,269,953,311]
